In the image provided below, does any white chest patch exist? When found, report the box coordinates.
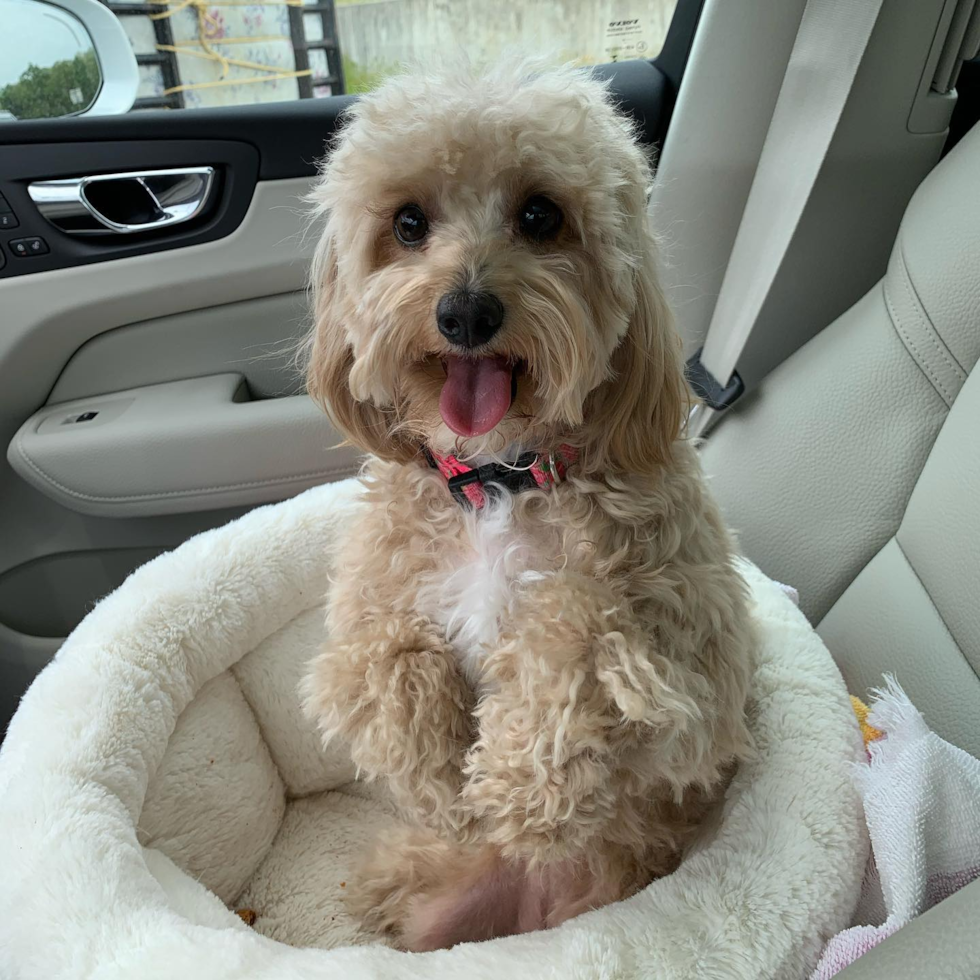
[415,496,536,690]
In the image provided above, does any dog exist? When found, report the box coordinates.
[301,61,755,952]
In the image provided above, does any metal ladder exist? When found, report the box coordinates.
[289,2,346,98]
[99,0,345,110]
[101,1,185,109]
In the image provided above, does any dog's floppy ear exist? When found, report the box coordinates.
[306,232,416,463]
[582,242,690,476]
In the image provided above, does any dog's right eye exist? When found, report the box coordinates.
[518,195,563,241]
[393,205,428,246]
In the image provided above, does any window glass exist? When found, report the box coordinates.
[1,0,680,120]
[0,0,102,121]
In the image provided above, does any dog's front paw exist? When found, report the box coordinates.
[302,617,474,834]
[461,736,621,863]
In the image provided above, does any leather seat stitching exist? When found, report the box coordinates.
[883,279,956,406]
[897,244,968,381]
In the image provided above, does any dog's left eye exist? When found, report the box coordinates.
[518,196,563,241]
[393,205,428,246]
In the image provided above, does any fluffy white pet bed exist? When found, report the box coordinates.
[0,479,867,980]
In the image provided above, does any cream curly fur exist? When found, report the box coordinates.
[301,61,755,951]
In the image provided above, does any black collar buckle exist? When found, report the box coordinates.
[445,453,540,508]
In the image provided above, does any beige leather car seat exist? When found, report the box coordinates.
[702,121,980,978]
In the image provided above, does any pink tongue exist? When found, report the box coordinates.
[439,355,513,437]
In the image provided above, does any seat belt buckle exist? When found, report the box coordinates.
[685,347,745,412]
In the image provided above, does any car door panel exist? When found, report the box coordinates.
[10,374,357,517]
[0,175,323,724]
[48,291,308,402]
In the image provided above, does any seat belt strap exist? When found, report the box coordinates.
[687,0,885,437]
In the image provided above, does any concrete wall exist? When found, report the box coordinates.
[336,0,677,81]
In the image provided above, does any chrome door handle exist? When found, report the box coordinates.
[28,167,215,236]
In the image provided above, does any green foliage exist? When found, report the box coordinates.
[341,56,395,95]
[0,50,101,121]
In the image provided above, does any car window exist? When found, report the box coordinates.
[1,0,681,119]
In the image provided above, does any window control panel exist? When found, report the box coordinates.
[2,190,53,265]
[9,237,49,258]
[0,194,21,237]
[1,189,55,271]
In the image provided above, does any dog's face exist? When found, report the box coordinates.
[308,63,686,472]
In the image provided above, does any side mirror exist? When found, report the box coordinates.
[0,0,138,122]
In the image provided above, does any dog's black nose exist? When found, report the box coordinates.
[436,291,504,348]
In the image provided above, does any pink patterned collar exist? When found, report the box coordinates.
[424,445,578,509]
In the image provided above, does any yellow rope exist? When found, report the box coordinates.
[148,0,192,19]
[162,68,312,96]
[151,0,225,74]
[156,43,296,76]
[169,34,292,46]
[150,0,302,7]
[149,0,315,95]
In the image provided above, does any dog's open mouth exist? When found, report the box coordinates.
[438,355,522,437]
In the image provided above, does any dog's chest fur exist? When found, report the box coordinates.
[414,495,548,689]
